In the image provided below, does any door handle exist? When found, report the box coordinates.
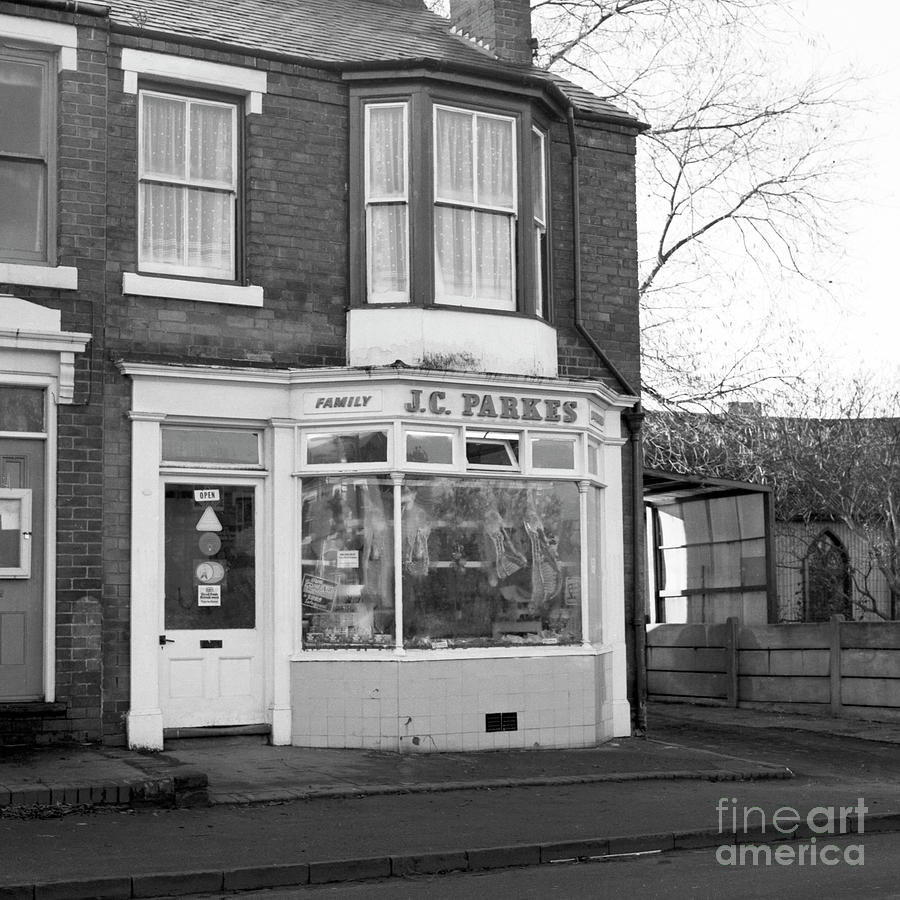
[159,635,175,646]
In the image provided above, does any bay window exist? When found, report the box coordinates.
[357,89,549,316]
[138,89,238,281]
[297,417,595,651]
[0,46,52,263]
[433,106,515,309]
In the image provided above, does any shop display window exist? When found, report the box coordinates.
[300,476,395,648]
[531,436,575,470]
[406,431,453,465]
[465,431,519,468]
[306,430,388,466]
[402,477,581,648]
[162,427,260,466]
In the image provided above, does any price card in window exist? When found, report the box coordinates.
[564,577,581,607]
[337,550,359,569]
[198,585,222,607]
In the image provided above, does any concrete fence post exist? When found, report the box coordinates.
[830,614,844,717]
[725,617,740,708]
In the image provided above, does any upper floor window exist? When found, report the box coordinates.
[434,106,516,310]
[366,103,409,303]
[138,89,238,281]
[0,46,53,264]
[357,90,549,317]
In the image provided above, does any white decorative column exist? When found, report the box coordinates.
[391,472,405,654]
[268,419,295,745]
[602,415,632,737]
[577,480,592,646]
[126,412,165,750]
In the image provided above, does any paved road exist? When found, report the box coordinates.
[186,832,900,899]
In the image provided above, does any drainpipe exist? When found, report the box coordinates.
[566,106,648,735]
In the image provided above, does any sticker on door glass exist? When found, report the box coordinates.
[198,585,222,607]
[196,561,225,584]
[196,507,223,532]
[198,533,222,556]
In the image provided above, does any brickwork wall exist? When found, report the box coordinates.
[0,4,642,743]
[103,39,349,369]
[99,38,355,740]
[0,3,109,742]
[548,115,643,721]
[552,119,641,393]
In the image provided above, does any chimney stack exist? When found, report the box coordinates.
[449,0,534,66]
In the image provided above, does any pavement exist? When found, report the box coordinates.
[1,702,900,898]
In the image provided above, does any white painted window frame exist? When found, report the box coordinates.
[120,49,268,307]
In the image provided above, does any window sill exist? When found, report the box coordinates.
[0,263,78,290]
[123,273,263,307]
[291,645,599,662]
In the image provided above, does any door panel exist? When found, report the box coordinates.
[159,482,264,728]
[0,439,44,700]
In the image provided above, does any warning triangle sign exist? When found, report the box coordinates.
[196,506,223,532]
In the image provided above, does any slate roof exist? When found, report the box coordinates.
[103,0,638,126]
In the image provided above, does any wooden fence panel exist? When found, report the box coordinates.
[646,624,729,648]
[842,649,900,678]
[647,646,726,673]
[739,675,830,704]
[647,670,727,699]
[646,620,900,716]
[841,624,900,650]
[841,678,900,708]
[737,624,829,650]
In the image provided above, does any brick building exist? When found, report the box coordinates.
[0,0,646,749]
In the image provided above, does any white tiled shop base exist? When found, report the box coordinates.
[290,652,620,751]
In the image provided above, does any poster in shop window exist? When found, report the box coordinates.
[302,574,338,611]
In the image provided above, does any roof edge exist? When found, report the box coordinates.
[109,22,644,130]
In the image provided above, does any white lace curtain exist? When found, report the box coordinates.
[366,104,408,300]
[140,94,234,278]
[0,57,47,255]
[434,108,514,308]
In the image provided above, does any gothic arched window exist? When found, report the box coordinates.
[803,530,851,622]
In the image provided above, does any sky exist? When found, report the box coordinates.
[785,2,900,386]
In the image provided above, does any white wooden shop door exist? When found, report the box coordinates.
[158,482,264,728]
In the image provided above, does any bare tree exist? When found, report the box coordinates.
[428,1,860,406]
[533,1,859,405]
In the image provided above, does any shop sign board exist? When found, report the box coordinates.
[301,386,582,423]
[303,391,383,414]
[403,389,579,423]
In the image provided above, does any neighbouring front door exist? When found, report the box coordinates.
[0,438,45,700]
[159,482,264,728]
